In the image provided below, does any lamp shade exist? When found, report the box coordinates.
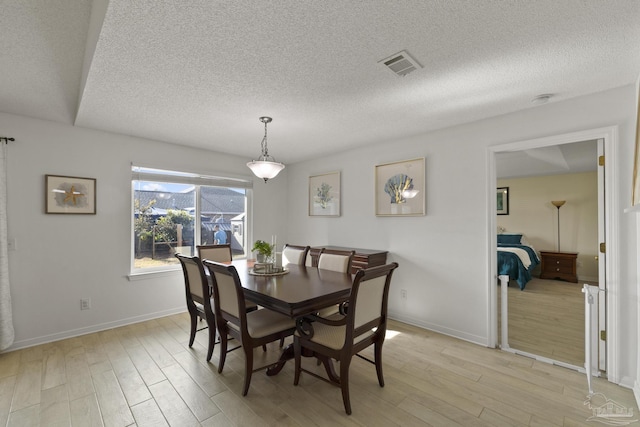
[246,160,285,181]
[551,200,566,208]
[247,116,285,182]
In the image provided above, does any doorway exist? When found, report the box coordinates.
[487,126,619,381]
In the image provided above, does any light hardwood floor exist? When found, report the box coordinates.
[0,313,637,426]
[499,278,586,367]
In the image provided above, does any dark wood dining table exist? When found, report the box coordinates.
[230,259,354,376]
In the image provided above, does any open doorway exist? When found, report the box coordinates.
[488,126,618,381]
[495,140,598,369]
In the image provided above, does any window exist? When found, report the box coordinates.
[131,166,252,274]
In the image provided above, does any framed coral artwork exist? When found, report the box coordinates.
[375,157,425,216]
[309,171,341,216]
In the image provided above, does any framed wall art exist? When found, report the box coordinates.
[309,171,341,216]
[375,157,425,216]
[45,174,96,214]
[497,187,509,215]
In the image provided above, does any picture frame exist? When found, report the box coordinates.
[309,171,341,216]
[45,174,96,214]
[497,187,509,215]
[375,157,425,216]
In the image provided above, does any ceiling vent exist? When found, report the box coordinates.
[379,50,422,77]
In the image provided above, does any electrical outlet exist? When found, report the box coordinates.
[80,298,91,310]
[401,289,407,299]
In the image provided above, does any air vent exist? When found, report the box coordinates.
[379,50,422,77]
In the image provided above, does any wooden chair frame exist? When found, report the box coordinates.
[293,262,399,414]
[204,260,296,396]
[282,244,310,266]
[175,254,217,361]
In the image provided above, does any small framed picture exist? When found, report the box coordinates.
[497,187,509,215]
[46,175,96,214]
[309,171,340,216]
[375,157,425,216]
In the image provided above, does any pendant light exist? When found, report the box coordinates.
[246,116,285,182]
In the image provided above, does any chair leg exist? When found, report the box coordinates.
[340,358,352,415]
[242,346,254,396]
[279,337,284,347]
[217,327,228,373]
[262,344,267,352]
[374,340,385,387]
[188,312,197,347]
[293,337,301,386]
[206,317,216,362]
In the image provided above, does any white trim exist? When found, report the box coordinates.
[388,312,488,346]
[127,268,181,281]
[487,126,620,383]
[1,307,186,353]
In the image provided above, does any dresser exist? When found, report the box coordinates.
[309,246,388,274]
[539,251,578,283]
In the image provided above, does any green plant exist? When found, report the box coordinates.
[251,240,273,257]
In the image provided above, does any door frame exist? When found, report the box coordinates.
[486,125,619,382]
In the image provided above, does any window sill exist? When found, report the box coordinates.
[127,268,181,281]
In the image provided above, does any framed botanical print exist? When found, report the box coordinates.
[309,171,341,216]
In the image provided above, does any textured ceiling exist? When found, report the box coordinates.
[1,1,639,164]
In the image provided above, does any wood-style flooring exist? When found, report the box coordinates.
[499,278,586,367]
[0,313,637,426]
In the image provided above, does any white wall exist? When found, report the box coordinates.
[0,112,288,349]
[285,85,638,384]
[1,84,637,385]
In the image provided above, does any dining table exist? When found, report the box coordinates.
[230,259,354,377]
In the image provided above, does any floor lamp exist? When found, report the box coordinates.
[551,200,566,251]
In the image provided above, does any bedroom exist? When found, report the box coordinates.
[496,139,599,369]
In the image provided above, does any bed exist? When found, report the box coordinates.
[497,233,540,290]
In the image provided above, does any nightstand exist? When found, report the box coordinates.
[539,251,578,283]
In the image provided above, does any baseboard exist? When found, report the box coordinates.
[388,311,488,347]
[2,307,186,353]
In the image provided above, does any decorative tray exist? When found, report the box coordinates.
[249,265,289,276]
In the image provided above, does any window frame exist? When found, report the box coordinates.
[129,166,253,278]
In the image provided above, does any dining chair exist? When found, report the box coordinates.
[281,244,310,266]
[203,260,297,396]
[197,243,232,262]
[175,254,217,361]
[293,262,399,415]
[197,243,259,312]
[317,248,355,273]
[305,247,321,267]
[316,249,355,317]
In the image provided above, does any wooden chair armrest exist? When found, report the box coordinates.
[295,313,347,338]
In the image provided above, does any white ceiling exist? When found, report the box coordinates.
[496,139,598,179]
[1,1,639,165]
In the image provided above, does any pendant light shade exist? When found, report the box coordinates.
[246,116,285,182]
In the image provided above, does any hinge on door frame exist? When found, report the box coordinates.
[599,155,605,166]
[599,242,606,253]
[600,330,606,341]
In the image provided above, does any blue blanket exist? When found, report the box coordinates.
[498,243,540,290]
